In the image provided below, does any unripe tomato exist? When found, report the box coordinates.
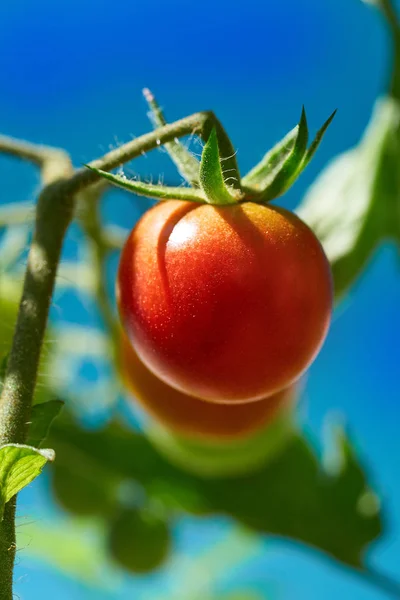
[108,507,170,574]
[147,405,295,478]
[119,332,296,442]
[118,201,332,403]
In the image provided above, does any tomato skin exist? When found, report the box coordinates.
[117,200,332,403]
[119,332,296,442]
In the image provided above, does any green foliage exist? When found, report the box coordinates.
[19,520,119,589]
[47,411,382,570]
[0,444,54,519]
[297,97,400,299]
[0,282,53,404]
[107,506,171,573]
[27,400,64,448]
[52,464,117,518]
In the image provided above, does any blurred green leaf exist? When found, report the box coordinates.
[52,462,118,518]
[27,400,64,448]
[297,97,400,299]
[18,520,122,590]
[0,280,54,403]
[107,506,171,573]
[48,411,382,570]
[0,444,54,519]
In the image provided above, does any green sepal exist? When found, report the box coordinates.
[27,399,64,448]
[85,165,206,203]
[242,124,299,189]
[0,444,55,519]
[253,107,309,201]
[301,109,337,170]
[243,109,335,203]
[143,88,200,186]
[199,128,242,205]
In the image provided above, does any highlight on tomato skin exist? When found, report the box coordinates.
[117,199,333,404]
[119,332,298,442]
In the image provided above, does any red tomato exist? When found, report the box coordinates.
[119,332,296,441]
[117,200,332,403]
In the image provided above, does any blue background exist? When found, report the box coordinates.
[1,0,400,598]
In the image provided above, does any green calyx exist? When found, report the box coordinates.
[87,90,335,207]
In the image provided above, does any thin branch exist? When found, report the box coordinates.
[77,185,120,345]
[62,111,241,194]
[143,87,201,186]
[0,202,35,228]
[0,135,61,167]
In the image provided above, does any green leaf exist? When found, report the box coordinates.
[85,165,205,203]
[254,107,309,201]
[19,520,121,589]
[47,410,382,569]
[27,399,64,448]
[143,88,201,186]
[199,128,241,205]
[242,124,299,189]
[51,458,120,517]
[0,444,55,519]
[297,98,400,299]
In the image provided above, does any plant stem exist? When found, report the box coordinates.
[0,109,235,596]
[0,147,72,600]
[0,502,16,600]
[77,183,120,347]
[143,87,201,186]
[63,111,240,194]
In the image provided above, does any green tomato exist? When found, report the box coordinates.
[147,403,296,479]
[107,507,171,574]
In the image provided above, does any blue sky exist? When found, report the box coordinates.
[1,0,400,598]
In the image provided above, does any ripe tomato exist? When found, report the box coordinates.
[119,332,296,442]
[117,200,332,403]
